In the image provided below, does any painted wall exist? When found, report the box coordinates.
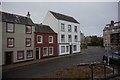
[35,33,58,58]
[0,12,2,66]
[2,22,35,65]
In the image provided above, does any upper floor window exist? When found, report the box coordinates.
[37,35,42,44]
[61,23,65,32]
[68,25,72,32]
[74,26,77,32]
[26,25,32,34]
[74,35,78,42]
[61,34,65,42]
[68,35,72,42]
[7,38,14,48]
[26,38,31,47]
[49,36,53,43]
[6,23,14,33]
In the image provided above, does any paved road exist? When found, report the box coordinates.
[3,46,106,78]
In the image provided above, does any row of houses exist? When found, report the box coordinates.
[0,11,81,65]
[103,20,120,51]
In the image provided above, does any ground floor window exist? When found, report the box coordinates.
[17,51,24,60]
[61,46,65,53]
[73,45,77,51]
[26,50,33,58]
[66,46,69,52]
[49,47,54,56]
[43,47,48,56]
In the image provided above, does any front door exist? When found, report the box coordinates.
[70,45,72,54]
[5,51,13,65]
[36,48,40,59]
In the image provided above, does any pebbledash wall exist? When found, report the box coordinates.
[2,12,35,65]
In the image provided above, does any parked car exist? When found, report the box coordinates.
[103,51,120,65]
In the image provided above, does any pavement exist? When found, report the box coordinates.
[2,51,82,72]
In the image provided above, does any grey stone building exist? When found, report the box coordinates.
[103,21,120,51]
[1,11,35,65]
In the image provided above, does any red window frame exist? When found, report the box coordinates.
[6,22,15,33]
[7,38,14,48]
[17,51,24,60]
[26,50,33,59]
[25,25,32,34]
[26,38,31,47]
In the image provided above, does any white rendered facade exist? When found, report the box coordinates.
[43,11,81,55]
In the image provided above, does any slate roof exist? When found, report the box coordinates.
[2,11,34,25]
[34,23,56,33]
[50,11,80,24]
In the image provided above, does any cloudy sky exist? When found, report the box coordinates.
[1,2,119,36]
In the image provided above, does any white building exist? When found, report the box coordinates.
[42,11,81,55]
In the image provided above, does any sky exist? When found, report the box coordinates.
[1,2,119,37]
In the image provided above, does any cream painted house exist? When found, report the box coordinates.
[1,11,35,65]
[43,11,81,55]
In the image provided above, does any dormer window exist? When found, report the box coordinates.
[26,25,32,34]
[6,23,14,33]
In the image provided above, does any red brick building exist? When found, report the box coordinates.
[34,24,58,59]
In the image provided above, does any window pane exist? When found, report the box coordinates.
[26,26,32,33]
[27,50,33,58]
[74,26,77,32]
[66,46,69,52]
[61,46,65,53]
[17,51,24,60]
[68,35,72,42]
[7,23,14,32]
[8,38,14,47]
[37,36,42,43]
[26,38,31,47]
[49,47,53,55]
[49,36,53,43]
[61,35,65,42]
[74,45,77,51]
[43,48,48,56]
[68,25,71,32]
[61,23,65,32]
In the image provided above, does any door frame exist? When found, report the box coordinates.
[36,47,40,59]
[4,51,13,65]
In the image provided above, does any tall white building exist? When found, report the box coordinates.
[43,11,81,55]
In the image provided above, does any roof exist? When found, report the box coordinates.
[2,11,34,25]
[49,11,80,24]
[34,23,56,33]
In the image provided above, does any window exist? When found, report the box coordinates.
[61,46,65,53]
[26,25,32,34]
[49,36,53,43]
[61,34,65,42]
[7,38,14,48]
[73,45,77,51]
[26,50,33,58]
[66,46,69,52]
[68,35,72,42]
[68,25,72,32]
[17,51,24,60]
[26,38,31,47]
[43,47,48,56]
[37,35,42,44]
[61,23,65,32]
[6,23,14,33]
[74,35,78,42]
[74,26,77,32]
[49,47,54,56]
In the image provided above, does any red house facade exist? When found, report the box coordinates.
[34,24,58,59]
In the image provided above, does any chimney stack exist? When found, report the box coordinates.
[27,12,30,18]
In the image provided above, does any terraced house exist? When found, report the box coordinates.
[43,11,81,55]
[1,11,35,65]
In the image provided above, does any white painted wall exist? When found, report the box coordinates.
[42,11,59,33]
[43,11,81,55]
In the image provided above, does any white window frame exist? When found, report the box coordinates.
[43,47,48,56]
[61,46,65,53]
[49,47,54,56]
[74,26,77,33]
[7,23,14,32]
[68,35,72,42]
[61,23,65,32]
[68,25,72,32]
[49,36,53,43]
[61,34,65,42]
[37,35,43,44]
[73,45,77,51]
